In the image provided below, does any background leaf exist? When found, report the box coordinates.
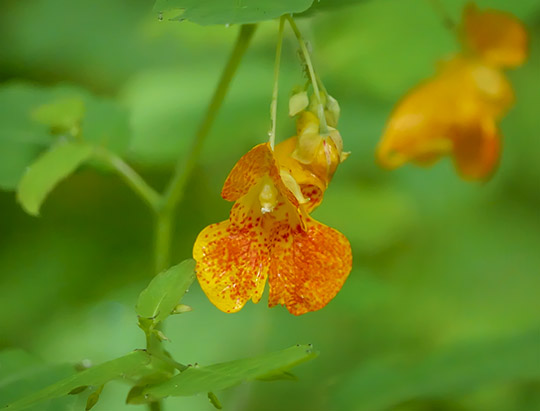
[142,345,317,400]
[335,327,540,410]
[32,97,85,132]
[16,141,93,216]
[0,82,131,190]
[136,259,196,325]
[0,350,78,410]
[300,0,368,16]
[153,0,314,25]
[5,350,151,411]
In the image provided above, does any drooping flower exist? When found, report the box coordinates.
[376,3,527,180]
[193,143,352,316]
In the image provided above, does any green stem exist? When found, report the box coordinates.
[154,211,172,274]
[269,17,285,149]
[153,23,257,273]
[286,16,329,136]
[94,147,161,211]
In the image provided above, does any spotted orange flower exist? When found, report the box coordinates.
[193,143,352,316]
[376,3,527,180]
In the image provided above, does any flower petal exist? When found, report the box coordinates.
[452,118,501,180]
[275,137,326,212]
[193,193,269,313]
[462,3,528,68]
[221,143,274,202]
[268,217,352,316]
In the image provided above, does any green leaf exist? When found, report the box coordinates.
[207,392,222,409]
[16,140,94,216]
[0,82,131,190]
[5,350,151,411]
[256,370,298,381]
[300,0,367,16]
[0,84,55,190]
[82,98,130,155]
[142,344,317,400]
[136,259,196,326]
[32,97,86,132]
[85,385,104,411]
[153,0,314,25]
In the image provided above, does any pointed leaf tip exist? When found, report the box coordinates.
[16,141,93,216]
[136,259,196,326]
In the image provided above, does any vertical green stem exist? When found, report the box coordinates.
[286,16,329,136]
[269,17,285,149]
[153,23,257,274]
[154,212,173,274]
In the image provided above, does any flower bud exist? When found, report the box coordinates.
[325,95,340,127]
[289,90,309,117]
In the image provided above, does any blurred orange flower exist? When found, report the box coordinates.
[377,3,528,180]
[193,143,352,316]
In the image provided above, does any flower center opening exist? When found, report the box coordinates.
[259,182,278,214]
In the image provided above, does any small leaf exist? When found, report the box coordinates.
[125,386,146,405]
[5,350,151,411]
[67,386,88,395]
[16,140,93,216]
[136,259,196,326]
[172,304,193,314]
[153,0,314,26]
[289,91,309,117]
[256,370,298,381]
[142,344,317,400]
[208,392,222,409]
[85,385,104,411]
[32,97,85,133]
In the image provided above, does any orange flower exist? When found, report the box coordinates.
[193,143,352,316]
[462,3,528,68]
[376,3,527,180]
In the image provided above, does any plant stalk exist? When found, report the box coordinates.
[153,23,257,273]
[269,17,285,149]
[94,147,161,211]
[286,16,329,136]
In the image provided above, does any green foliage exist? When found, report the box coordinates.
[1,0,540,410]
[5,351,151,410]
[336,328,540,410]
[140,345,317,401]
[136,260,196,326]
[0,84,55,190]
[153,0,314,25]
[0,83,130,191]
[16,141,93,216]
[0,350,75,410]
[300,0,368,16]
[32,97,85,133]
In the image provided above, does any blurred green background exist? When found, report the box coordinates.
[1,0,539,410]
